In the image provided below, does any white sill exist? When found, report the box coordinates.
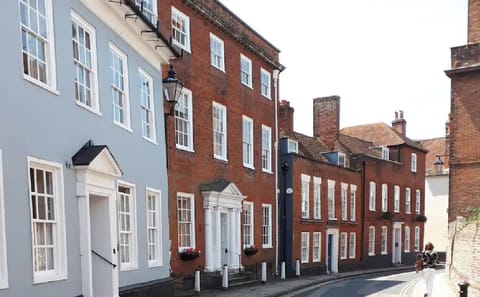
[214,155,228,162]
[211,64,226,73]
[33,273,68,284]
[368,253,375,256]
[349,257,356,260]
[243,164,255,170]
[262,94,272,100]
[172,41,191,54]
[143,136,158,145]
[148,261,163,268]
[404,250,410,253]
[76,101,102,116]
[120,264,138,272]
[114,122,133,133]
[301,260,309,264]
[176,145,195,153]
[0,281,8,290]
[24,75,59,96]
[262,169,273,174]
[340,257,347,260]
[381,252,388,255]
[312,259,321,263]
[262,245,273,249]
[369,209,376,212]
[241,82,253,89]
[328,217,337,220]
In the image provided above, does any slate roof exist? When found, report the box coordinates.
[200,178,232,192]
[290,131,330,162]
[341,123,427,152]
[418,137,449,174]
[71,141,122,173]
[338,134,380,158]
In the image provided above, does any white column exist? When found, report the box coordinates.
[229,209,236,268]
[215,207,221,270]
[204,207,213,271]
[235,208,241,269]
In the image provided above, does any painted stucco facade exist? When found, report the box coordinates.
[0,1,175,296]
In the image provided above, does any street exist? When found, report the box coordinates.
[291,269,449,297]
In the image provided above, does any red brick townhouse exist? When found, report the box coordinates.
[156,0,285,286]
[279,96,427,275]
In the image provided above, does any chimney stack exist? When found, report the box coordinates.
[469,0,480,44]
[313,96,340,151]
[392,110,406,137]
[279,100,295,135]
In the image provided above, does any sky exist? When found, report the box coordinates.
[219,0,468,140]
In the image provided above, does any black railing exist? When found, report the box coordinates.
[91,249,116,269]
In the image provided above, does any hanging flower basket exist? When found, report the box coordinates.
[415,214,427,223]
[179,248,201,261]
[381,211,394,220]
[244,245,258,256]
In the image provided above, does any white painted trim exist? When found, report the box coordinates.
[262,204,273,248]
[404,226,411,252]
[109,43,131,130]
[340,232,347,259]
[0,150,8,289]
[327,179,336,220]
[210,33,225,72]
[405,188,412,214]
[260,68,271,99]
[261,125,272,172]
[381,226,388,255]
[326,228,339,273]
[301,174,311,183]
[242,115,254,168]
[392,222,404,264]
[177,192,196,251]
[171,6,191,53]
[242,201,254,248]
[312,232,321,262]
[369,181,376,211]
[117,180,138,271]
[394,185,400,213]
[287,139,298,154]
[368,226,375,256]
[27,156,68,284]
[349,232,356,259]
[240,54,253,88]
[300,232,309,263]
[138,67,157,143]
[146,187,163,267]
[71,10,100,114]
[411,153,417,172]
[414,226,421,252]
[381,183,388,212]
[175,88,194,152]
[313,176,322,185]
[415,189,421,214]
[212,101,228,160]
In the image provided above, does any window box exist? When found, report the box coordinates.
[414,214,427,223]
[244,245,258,256]
[381,211,394,220]
[179,248,200,261]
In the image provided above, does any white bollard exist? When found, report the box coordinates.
[222,265,229,290]
[295,259,300,277]
[281,262,286,280]
[261,261,267,283]
[194,270,201,293]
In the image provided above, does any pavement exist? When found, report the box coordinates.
[193,265,458,297]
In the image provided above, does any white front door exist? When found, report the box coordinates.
[220,212,229,266]
[89,194,118,297]
[326,228,339,273]
[392,227,402,264]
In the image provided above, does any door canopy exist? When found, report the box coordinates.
[200,178,246,209]
[72,140,122,177]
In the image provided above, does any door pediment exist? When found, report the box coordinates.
[200,179,246,209]
[72,141,122,177]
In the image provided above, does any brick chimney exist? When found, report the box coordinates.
[469,0,480,44]
[279,100,294,135]
[392,110,406,137]
[313,96,340,151]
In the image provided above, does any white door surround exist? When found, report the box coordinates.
[392,222,403,264]
[202,181,246,272]
[74,145,122,297]
[326,228,339,274]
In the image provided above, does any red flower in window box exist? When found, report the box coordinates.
[179,248,201,261]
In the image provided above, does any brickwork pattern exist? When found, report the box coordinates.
[313,96,340,150]
[469,0,480,44]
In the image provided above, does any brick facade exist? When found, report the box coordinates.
[313,96,340,151]
[469,0,480,44]
[156,0,284,282]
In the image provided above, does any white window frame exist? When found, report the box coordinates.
[381,184,388,212]
[414,226,420,252]
[242,116,254,168]
[340,232,347,260]
[328,179,336,219]
[261,125,272,173]
[117,181,138,271]
[411,153,417,172]
[109,43,131,130]
[394,185,400,213]
[341,183,348,221]
[312,232,321,262]
[301,174,310,219]
[71,11,99,114]
[405,188,411,214]
[210,33,225,72]
[369,181,376,211]
[349,232,356,259]
[260,68,271,99]
[19,0,58,93]
[240,54,252,88]
[415,189,421,214]
[338,152,346,167]
[313,177,321,220]
[0,150,8,289]
[287,139,298,154]
[171,6,190,52]
[243,202,254,248]
[27,157,67,283]
[381,226,388,255]
[404,226,410,253]
[368,226,375,256]
[262,204,272,248]
[301,232,309,263]
[177,193,196,251]
[175,88,194,152]
[135,0,157,24]
[139,68,156,143]
[382,147,390,160]
[146,188,162,267]
[350,185,357,222]
[212,102,227,161]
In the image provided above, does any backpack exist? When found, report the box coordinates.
[415,253,423,273]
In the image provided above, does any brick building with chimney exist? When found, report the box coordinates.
[279,96,426,274]
[445,0,480,294]
[156,0,284,288]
